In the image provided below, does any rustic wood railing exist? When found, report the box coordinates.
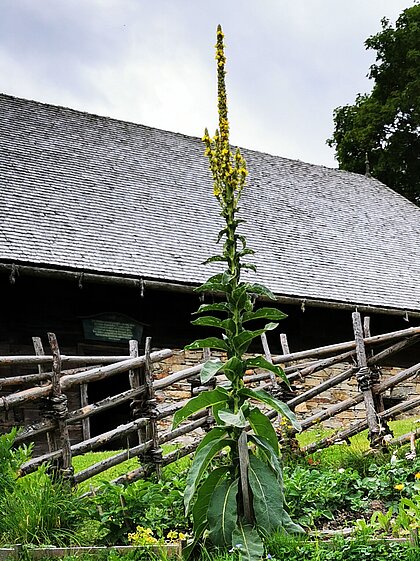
[0,314,419,487]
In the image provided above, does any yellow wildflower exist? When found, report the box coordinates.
[415,472,420,479]
[395,483,404,490]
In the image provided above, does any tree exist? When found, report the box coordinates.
[327,3,420,206]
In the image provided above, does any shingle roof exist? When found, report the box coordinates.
[1,93,419,313]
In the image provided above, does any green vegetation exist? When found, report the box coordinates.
[2,419,420,561]
[171,24,301,559]
[327,3,420,206]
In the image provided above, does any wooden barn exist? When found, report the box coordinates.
[0,93,419,447]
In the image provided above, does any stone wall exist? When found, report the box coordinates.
[153,349,420,432]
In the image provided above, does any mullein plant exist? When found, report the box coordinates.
[172,25,302,561]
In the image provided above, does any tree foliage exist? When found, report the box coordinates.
[327,3,420,206]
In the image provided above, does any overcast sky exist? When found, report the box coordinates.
[0,0,414,167]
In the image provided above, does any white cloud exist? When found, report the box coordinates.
[0,0,415,168]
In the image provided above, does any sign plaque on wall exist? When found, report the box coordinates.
[82,313,144,343]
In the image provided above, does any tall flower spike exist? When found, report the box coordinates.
[203,25,248,208]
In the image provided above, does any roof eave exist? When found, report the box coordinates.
[1,261,419,320]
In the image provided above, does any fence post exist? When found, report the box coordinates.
[128,339,143,446]
[143,337,162,478]
[47,332,73,480]
[363,317,392,438]
[33,337,57,453]
[261,332,276,387]
[352,312,384,448]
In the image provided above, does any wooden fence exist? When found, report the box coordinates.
[1,312,420,488]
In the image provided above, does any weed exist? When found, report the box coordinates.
[0,465,83,545]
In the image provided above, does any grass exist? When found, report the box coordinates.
[70,417,420,494]
[73,444,191,493]
[3,417,420,552]
[293,416,420,469]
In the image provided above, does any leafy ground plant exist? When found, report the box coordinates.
[265,532,419,561]
[172,25,301,560]
[0,464,82,546]
[85,479,186,544]
[0,427,32,494]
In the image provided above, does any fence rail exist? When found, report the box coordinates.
[1,315,420,487]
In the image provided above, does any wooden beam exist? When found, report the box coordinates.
[0,349,172,409]
[352,312,382,447]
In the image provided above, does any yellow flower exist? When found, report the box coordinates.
[415,472,420,479]
[179,532,187,541]
[395,483,404,490]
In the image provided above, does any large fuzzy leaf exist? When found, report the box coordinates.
[230,284,249,310]
[246,283,276,300]
[191,316,224,329]
[193,302,230,315]
[196,273,232,294]
[242,307,287,323]
[232,323,278,355]
[248,434,283,489]
[192,466,230,539]
[248,455,285,532]
[200,359,223,383]
[245,356,288,384]
[231,523,264,561]
[207,478,239,546]
[218,406,247,428]
[184,430,231,513]
[185,337,229,352]
[222,356,244,382]
[247,406,279,453]
[172,387,229,428]
[239,388,301,431]
[247,456,303,534]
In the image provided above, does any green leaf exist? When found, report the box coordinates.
[236,234,249,250]
[247,283,276,300]
[248,455,287,533]
[243,308,287,323]
[195,280,229,294]
[196,426,227,453]
[191,316,224,328]
[230,284,249,310]
[231,523,264,561]
[200,359,223,383]
[248,434,283,487]
[193,302,230,315]
[184,428,231,513]
[185,337,229,352]
[221,318,236,334]
[208,478,239,546]
[247,407,279,454]
[238,248,255,257]
[202,255,227,265]
[239,388,301,431]
[245,356,288,384]
[241,263,257,272]
[216,227,228,243]
[222,356,244,382]
[218,407,247,428]
[172,387,229,428]
[192,466,230,540]
[195,273,231,294]
[232,323,278,355]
